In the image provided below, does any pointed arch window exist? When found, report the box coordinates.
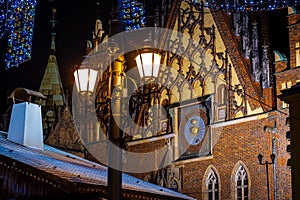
[204,168,219,200]
[217,84,226,105]
[235,165,249,200]
[171,179,179,190]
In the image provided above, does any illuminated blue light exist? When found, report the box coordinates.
[5,0,37,69]
[121,0,145,31]
[204,0,299,10]
[0,0,9,38]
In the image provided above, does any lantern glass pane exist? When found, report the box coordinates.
[152,53,161,78]
[74,71,80,92]
[136,52,161,79]
[77,69,89,92]
[141,53,153,77]
[88,69,98,93]
[136,54,144,78]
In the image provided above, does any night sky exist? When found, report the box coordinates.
[0,0,111,112]
[0,0,291,113]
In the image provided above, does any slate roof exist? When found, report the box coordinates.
[0,132,194,200]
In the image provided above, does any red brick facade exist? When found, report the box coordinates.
[179,112,291,199]
[52,2,297,199]
[126,5,297,200]
[127,110,291,199]
[288,11,300,69]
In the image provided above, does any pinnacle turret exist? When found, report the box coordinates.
[50,8,57,53]
[38,5,65,137]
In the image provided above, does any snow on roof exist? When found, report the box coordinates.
[0,132,194,199]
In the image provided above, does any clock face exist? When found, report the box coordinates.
[184,115,205,145]
[170,97,211,160]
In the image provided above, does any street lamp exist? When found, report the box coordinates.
[135,51,161,79]
[135,32,161,80]
[74,15,162,200]
[74,67,98,94]
[73,65,98,158]
[257,153,276,200]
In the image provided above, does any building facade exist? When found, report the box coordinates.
[98,1,293,199]
[39,1,298,199]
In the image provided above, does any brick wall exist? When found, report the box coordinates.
[288,13,300,69]
[128,111,291,199]
[275,68,300,110]
[180,112,291,199]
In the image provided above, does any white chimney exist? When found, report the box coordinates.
[7,88,46,149]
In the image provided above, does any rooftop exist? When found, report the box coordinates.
[0,131,194,200]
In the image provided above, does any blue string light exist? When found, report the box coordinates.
[1,0,299,69]
[203,0,300,11]
[121,0,145,31]
[0,0,9,39]
[5,0,37,69]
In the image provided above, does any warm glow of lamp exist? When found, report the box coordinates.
[136,52,161,79]
[74,68,98,94]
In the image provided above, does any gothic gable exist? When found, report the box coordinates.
[161,0,266,122]
[45,106,85,156]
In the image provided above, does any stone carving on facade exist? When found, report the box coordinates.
[144,164,181,192]
[231,84,246,117]
[251,21,261,83]
[233,11,241,36]
[166,0,226,102]
[262,45,271,88]
[95,0,267,138]
[241,12,251,59]
[225,63,247,119]
[45,105,86,156]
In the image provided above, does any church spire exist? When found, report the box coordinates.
[93,1,104,40]
[50,8,57,53]
[38,3,66,137]
[86,1,105,53]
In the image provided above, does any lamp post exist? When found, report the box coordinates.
[257,153,276,200]
[75,13,162,200]
[135,47,162,135]
[74,66,98,158]
[105,47,161,200]
[107,55,124,200]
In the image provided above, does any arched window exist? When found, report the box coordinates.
[170,179,179,192]
[203,166,220,200]
[217,84,226,105]
[232,163,250,200]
